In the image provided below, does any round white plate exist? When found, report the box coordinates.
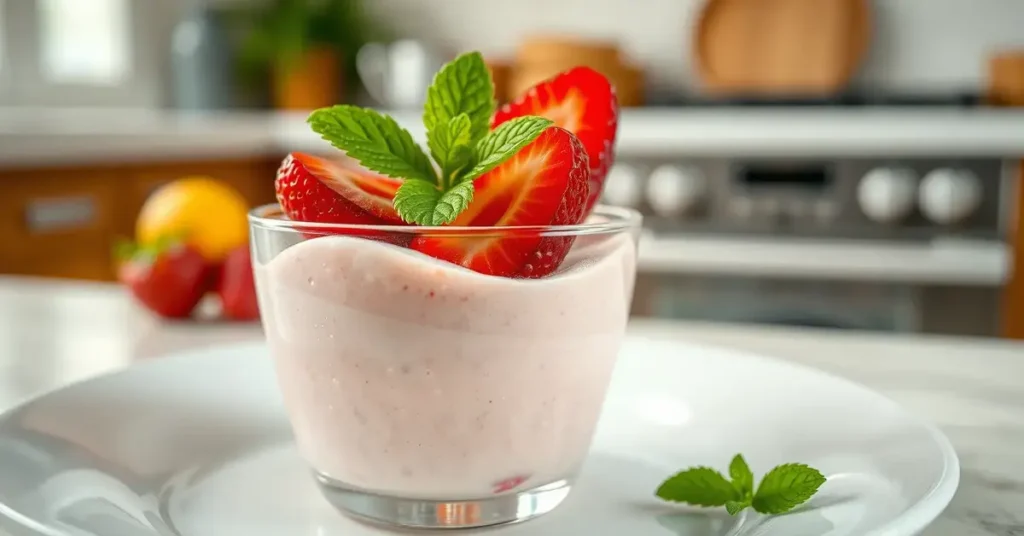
[0,337,958,536]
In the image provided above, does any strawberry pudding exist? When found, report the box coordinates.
[251,52,639,528]
[255,222,637,498]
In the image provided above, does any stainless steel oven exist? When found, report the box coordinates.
[607,152,1015,337]
[631,273,1003,336]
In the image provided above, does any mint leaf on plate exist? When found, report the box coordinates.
[656,455,826,517]
[729,454,755,498]
[393,179,474,226]
[464,116,554,181]
[751,463,827,515]
[655,467,739,507]
[423,51,494,145]
[428,113,475,188]
[307,105,437,184]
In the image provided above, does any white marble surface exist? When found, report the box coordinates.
[3,108,1024,169]
[0,276,1022,535]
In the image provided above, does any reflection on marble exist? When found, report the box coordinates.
[0,277,1022,535]
[655,510,837,536]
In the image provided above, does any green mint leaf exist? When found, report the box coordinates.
[463,116,554,182]
[393,180,441,225]
[725,499,751,516]
[655,467,739,507]
[393,179,474,226]
[729,454,755,498]
[308,105,437,184]
[428,113,475,187]
[751,463,827,515]
[423,51,494,145]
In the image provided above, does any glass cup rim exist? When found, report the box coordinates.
[248,203,643,237]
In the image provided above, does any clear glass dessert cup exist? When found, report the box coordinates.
[249,204,642,529]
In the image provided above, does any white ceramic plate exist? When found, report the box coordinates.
[0,337,958,536]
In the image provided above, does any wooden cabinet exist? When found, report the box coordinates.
[0,157,278,281]
[0,170,121,280]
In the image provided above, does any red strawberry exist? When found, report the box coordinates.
[493,67,618,214]
[411,127,590,278]
[218,245,260,321]
[117,239,210,319]
[275,152,404,226]
[492,474,530,494]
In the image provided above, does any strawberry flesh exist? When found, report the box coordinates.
[493,66,618,215]
[275,153,410,244]
[411,127,590,278]
[288,153,405,223]
[275,152,404,226]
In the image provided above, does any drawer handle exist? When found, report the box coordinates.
[25,196,98,233]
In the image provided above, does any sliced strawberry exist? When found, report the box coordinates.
[411,127,590,278]
[493,66,618,215]
[275,152,404,225]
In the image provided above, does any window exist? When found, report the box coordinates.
[39,0,130,85]
[0,0,158,107]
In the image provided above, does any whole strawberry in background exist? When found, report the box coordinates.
[117,238,210,319]
[218,245,260,321]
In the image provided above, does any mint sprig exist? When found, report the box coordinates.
[656,454,825,516]
[306,51,552,226]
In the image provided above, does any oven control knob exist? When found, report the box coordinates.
[601,163,643,207]
[857,167,918,223]
[646,165,706,217]
[919,168,982,225]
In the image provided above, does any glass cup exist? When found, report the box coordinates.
[249,204,642,529]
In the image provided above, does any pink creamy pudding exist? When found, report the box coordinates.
[256,233,636,498]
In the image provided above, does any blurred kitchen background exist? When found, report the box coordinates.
[0,0,1023,339]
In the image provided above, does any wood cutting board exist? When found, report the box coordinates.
[694,0,871,96]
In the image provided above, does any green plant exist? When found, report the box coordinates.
[656,454,827,516]
[230,0,381,95]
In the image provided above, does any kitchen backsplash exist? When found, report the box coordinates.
[363,0,1024,93]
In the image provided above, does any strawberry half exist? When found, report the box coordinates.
[275,152,404,226]
[493,66,618,215]
[411,127,590,278]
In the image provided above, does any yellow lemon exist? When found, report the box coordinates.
[136,177,250,262]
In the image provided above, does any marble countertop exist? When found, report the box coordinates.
[3,107,1024,169]
[0,276,1022,535]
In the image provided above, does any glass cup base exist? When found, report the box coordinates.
[314,471,573,529]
